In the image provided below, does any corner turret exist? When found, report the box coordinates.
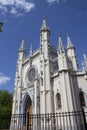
[67,35,78,71]
[40,18,50,59]
[58,34,68,71]
[12,40,26,116]
[17,39,26,78]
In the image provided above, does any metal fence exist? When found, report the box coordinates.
[0,109,87,130]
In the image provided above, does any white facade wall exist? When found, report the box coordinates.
[11,19,87,123]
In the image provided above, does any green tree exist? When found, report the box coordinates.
[0,22,3,32]
[0,90,13,129]
[0,90,13,115]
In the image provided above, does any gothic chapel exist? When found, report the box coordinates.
[12,18,87,119]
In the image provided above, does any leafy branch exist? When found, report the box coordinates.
[0,22,3,32]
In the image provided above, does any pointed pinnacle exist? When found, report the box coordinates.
[19,39,26,52]
[58,34,65,52]
[67,35,74,48]
[83,53,87,60]
[30,43,33,56]
[42,18,47,29]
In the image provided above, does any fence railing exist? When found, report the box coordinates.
[0,109,87,130]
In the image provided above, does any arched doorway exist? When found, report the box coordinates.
[23,94,32,127]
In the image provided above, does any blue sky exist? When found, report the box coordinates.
[0,0,87,92]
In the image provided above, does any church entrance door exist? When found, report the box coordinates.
[29,104,32,126]
[23,95,32,127]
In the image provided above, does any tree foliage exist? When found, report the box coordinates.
[0,22,3,32]
[0,90,13,115]
[0,90,13,129]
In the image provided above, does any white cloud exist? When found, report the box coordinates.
[0,73,11,86]
[0,5,8,13]
[10,8,17,15]
[47,0,59,4]
[47,0,66,4]
[0,0,35,17]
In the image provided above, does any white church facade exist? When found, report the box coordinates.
[11,18,87,129]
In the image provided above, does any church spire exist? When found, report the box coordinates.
[58,34,65,53]
[40,18,50,59]
[67,35,74,48]
[67,35,78,70]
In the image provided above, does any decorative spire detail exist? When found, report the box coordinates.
[83,53,87,60]
[41,18,50,31]
[82,51,87,72]
[19,39,26,52]
[67,35,74,48]
[42,18,47,29]
[29,44,33,67]
[58,34,65,53]
[30,44,33,57]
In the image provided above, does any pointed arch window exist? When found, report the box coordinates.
[56,93,61,109]
[79,91,85,107]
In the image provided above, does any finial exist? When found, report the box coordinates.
[82,50,87,61]
[19,39,26,52]
[42,18,47,29]
[67,35,74,48]
[29,44,33,67]
[41,17,49,31]
[40,17,50,34]
[82,50,87,72]
[30,43,33,57]
[58,33,65,52]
